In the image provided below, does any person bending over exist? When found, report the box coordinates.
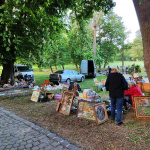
[68,78,82,96]
[124,81,143,107]
[105,68,128,126]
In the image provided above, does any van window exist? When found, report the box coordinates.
[17,66,31,71]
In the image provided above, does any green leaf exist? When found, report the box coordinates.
[6,47,10,51]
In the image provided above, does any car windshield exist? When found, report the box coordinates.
[54,70,64,74]
[17,66,32,71]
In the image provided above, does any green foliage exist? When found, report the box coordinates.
[67,20,93,67]
[0,0,115,63]
[70,0,115,21]
[129,30,143,61]
[98,11,126,67]
[100,40,118,67]
[94,50,103,69]
[41,33,71,70]
[128,64,141,74]
[139,0,145,4]
[0,0,115,83]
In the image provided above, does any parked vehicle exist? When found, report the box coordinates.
[80,60,96,78]
[49,70,85,84]
[14,64,34,81]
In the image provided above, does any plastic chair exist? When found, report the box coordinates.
[40,80,49,87]
[93,78,100,85]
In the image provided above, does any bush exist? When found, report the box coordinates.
[128,64,141,75]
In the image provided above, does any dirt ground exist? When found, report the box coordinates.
[0,91,150,150]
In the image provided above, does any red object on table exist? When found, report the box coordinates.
[40,80,49,87]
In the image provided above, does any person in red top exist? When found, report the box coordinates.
[124,81,143,107]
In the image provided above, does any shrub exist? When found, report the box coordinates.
[128,64,141,75]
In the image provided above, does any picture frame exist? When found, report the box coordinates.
[93,102,108,125]
[59,90,75,115]
[77,100,97,122]
[56,100,61,112]
[134,96,150,118]
[31,91,40,102]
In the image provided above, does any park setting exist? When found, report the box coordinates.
[0,0,150,150]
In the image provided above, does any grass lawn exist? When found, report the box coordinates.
[0,61,148,85]
[109,60,144,68]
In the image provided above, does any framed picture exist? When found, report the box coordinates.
[77,100,97,122]
[56,100,61,112]
[31,91,40,102]
[134,96,150,118]
[59,90,75,115]
[93,103,108,125]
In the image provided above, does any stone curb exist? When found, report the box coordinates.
[0,107,81,150]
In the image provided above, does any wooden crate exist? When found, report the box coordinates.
[137,82,150,92]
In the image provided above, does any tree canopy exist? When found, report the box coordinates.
[0,0,115,84]
[130,30,143,61]
[98,11,127,68]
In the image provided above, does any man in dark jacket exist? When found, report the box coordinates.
[105,68,128,126]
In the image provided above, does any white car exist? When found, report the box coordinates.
[49,70,85,84]
[14,65,34,81]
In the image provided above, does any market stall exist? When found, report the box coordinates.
[56,89,111,125]
[31,84,70,102]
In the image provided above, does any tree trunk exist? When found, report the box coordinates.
[49,66,53,73]
[62,65,64,70]
[98,24,101,70]
[55,65,57,70]
[38,67,42,72]
[122,50,124,68]
[93,12,96,57]
[1,61,15,85]
[99,65,101,70]
[133,0,150,82]
[73,58,78,69]
[75,63,78,69]
[104,63,106,68]
[98,24,101,46]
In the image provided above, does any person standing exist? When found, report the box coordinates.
[105,68,128,126]
[107,66,111,74]
[122,66,124,74]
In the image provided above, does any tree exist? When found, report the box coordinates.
[120,43,132,68]
[100,40,118,68]
[67,21,93,69]
[91,11,102,57]
[99,11,126,68]
[0,0,65,84]
[129,30,143,61]
[132,0,150,81]
[0,0,115,84]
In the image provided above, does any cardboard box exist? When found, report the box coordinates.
[137,82,150,92]
[83,91,87,99]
